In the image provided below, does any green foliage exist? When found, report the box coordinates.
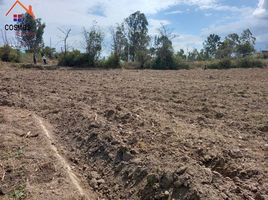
[103,54,121,68]
[84,25,104,67]
[207,57,264,69]
[58,51,122,68]
[8,185,27,200]
[136,49,151,68]
[150,25,189,70]
[176,49,187,60]
[112,23,128,61]
[58,50,88,67]
[188,49,199,61]
[152,25,175,70]
[237,29,256,57]
[203,34,221,59]
[42,46,56,59]
[218,33,240,58]
[0,45,21,63]
[207,59,233,69]
[152,55,176,70]
[198,29,256,62]
[174,57,190,69]
[125,11,150,62]
[17,13,45,52]
[235,57,264,68]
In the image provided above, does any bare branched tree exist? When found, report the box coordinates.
[158,23,178,41]
[58,28,71,55]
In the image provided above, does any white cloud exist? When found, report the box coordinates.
[254,0,268,18]
[173,34,203,51]
[200,0,268,51]
[165,10,184,15]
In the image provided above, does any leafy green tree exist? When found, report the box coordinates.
[125,11,150,63]
[237,29,256,57]
[216,33,240,58]
[153,25,176,69]
[203,34,221,59]
[176,49,187,60]
[83,25,104,66]
[17,13,45,63]
[188,49,200,61]
[111,23,128,61]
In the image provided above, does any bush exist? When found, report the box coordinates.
[58,51,88,67]
[152,54,176,70]
[103,54,120,68]
[174,57,190,70]
[152,54,189,70]
[0,45,21,63]
[236,57,264,68]
[207,59,233,69]
[58,51,123,69]
[207,58,264,69]
[42,46,56,59]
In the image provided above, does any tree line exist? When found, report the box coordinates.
[0,11,264,69]
[187,29,256,61]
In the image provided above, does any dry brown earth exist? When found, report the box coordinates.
[0,64,268,200]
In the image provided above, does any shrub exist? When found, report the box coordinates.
[58,51,88,67]
[42,46,56,59]
[207,58,264,69]
[236,57,264,68]
[206,62,218,69]
[151,54,189,70]
[174,57,190,69]
[207,59,233,69]
[152,54,177,70]
[0,45,21,63]
[103,54,120,68]
[218,59,232,69]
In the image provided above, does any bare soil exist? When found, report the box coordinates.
[0,107,97,200]
[0,64,268,200]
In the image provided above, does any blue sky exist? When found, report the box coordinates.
[0,0,267,53]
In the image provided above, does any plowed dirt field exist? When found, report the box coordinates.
[1,65,268,200]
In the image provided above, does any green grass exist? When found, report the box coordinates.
[8,185,27,200]
[15,147,25,159]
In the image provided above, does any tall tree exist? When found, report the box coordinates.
[203,34,221,59]
[17,13,45,63]
[153,25,176,69]
[217,33,240,58]
[111,23,128,61]
[83,25,104,66]
[125,11,150,63]
[237,29,256,57]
